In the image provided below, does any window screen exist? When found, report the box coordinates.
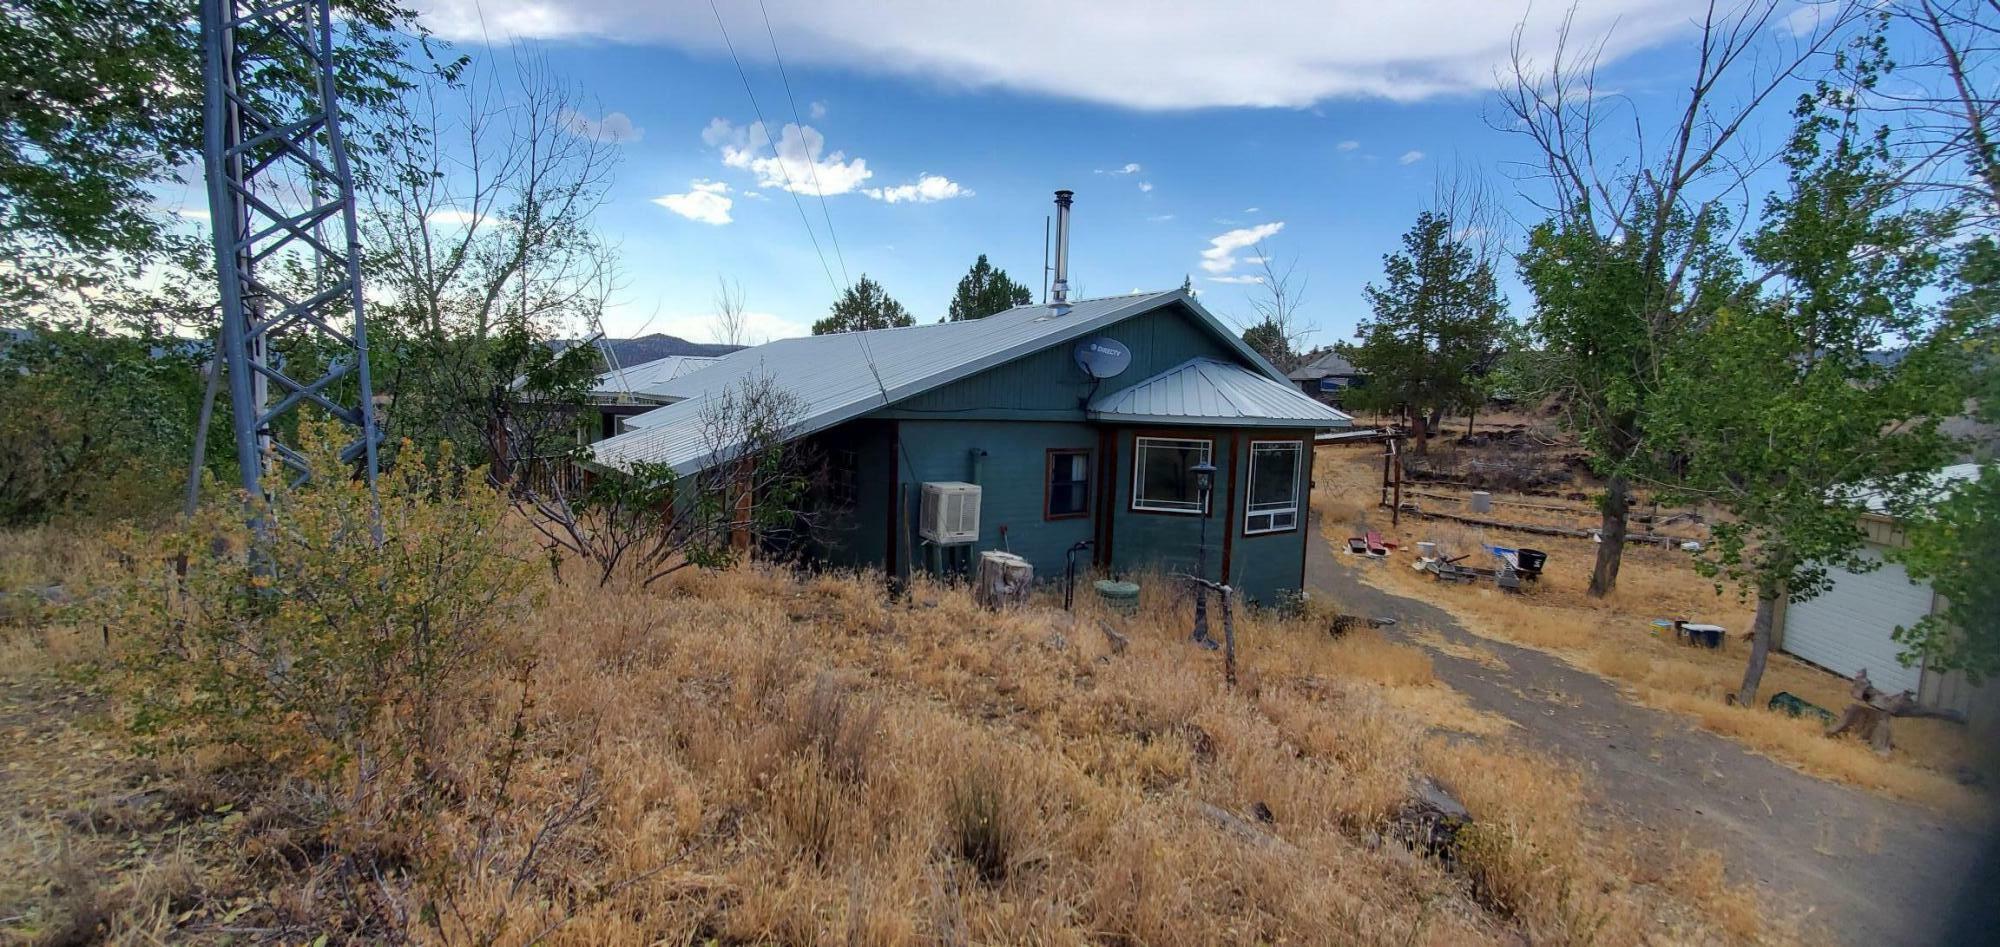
[1132,437,1213,513]
[1246,441,1302,533]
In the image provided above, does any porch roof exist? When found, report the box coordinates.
[1087,357,1353,429]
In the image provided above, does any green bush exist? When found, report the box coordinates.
[114,423,537,787]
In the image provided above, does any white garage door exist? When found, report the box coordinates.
[1783,545,1932,694]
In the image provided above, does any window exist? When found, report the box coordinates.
[1245,440,1303,533]
[1046,449,1091,519]
[1132,436,1213,513]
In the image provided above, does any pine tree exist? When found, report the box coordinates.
[813,275,915,335]
[1339,211,1507,454]
[945,255,1034,321]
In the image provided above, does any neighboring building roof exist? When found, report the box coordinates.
[1857,462,1988,516]
[1287,350,1361,382]
[589,354,719,402]
[590,290,1289,475]
[1088,357,1353,429]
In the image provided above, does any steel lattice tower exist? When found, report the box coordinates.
[197,0,380,502]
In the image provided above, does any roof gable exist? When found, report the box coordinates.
[1090,357,1352,428]
[589,289,1289,474]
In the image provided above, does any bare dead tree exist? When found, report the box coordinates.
[1496,0,1861,596]
[362,52,623,471]
[712,275,749,347]
[515,374,828,586]
[1243,243,1312,370]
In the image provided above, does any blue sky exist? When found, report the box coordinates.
[402,0,1838,344]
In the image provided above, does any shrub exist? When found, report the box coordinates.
[114,423,536,792]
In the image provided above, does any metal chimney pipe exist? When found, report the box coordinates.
[1051,189,1074,305]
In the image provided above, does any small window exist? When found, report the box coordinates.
[1245,440,1303,534]
[1132,436,1213,514]
[1045,449,1091,519]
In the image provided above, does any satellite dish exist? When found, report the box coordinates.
[1074,337,1131,379]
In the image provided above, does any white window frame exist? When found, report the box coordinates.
[1244,440,1303,535]
[1131,436,1213,514]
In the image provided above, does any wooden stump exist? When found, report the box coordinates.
[974,551,1034,609]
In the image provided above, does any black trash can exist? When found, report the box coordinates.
[1516,548,1547,576]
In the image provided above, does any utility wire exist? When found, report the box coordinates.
[707,0,841,296]
[758,0,850,289]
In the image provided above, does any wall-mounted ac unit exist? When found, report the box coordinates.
[919,481,981,545]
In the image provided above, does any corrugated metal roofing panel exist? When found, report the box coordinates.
[593,292,1200,474]
[1088,357,1353,429]
[590,354,719,400]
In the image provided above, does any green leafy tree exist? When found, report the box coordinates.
[813,275,913,335]
[1339,211,1507,453]
[946,255,1033,321]
[1893,465,1999,683]
[1518,202,1738,595]
[1888,237,2000,683]
[0,323,205,524]
[1654,95,1975,704]
[0,0,430,309]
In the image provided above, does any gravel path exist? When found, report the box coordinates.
[1304,518,1995,946]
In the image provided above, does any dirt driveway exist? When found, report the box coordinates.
[1305,521,1995,946]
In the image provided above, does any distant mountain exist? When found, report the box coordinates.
[564,334,745,367]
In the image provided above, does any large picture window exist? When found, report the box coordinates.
[1245,440,1303,534]
[1046,449,1091,519]
[1132,436,1213,514]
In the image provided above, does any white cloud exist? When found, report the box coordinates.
[1399,149,1425,165]
[1138,181,1154,192]
[424,207,512,228]
[1243,206,1259,213]
[809,100,828,119]
[651,179,734,225]
[1146,214,1176,222]
[1098,162,1143,174]
[1336,140,1360,151]
[1206,274,1265,285]
[862,173,973,203]
[418,1,1699,110]
[174,207,210,221]
[558,108,643,143]
[1199,221,1283,274]
[706,118,874,196]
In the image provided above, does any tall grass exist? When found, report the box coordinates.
[3,518,1785,944]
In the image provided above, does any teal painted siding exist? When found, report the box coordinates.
[796,300,1315,603]
[1220,431,1313,605]
[1104,427,1229,583]
[882,303,1243,419]
[891,420,1099,580]
[1100,426,1312,606]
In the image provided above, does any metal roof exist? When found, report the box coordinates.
[589,290,1288,475]
[1089,357,1354,429]
[1287,350,1361,381]
[1856,462,1987,516]
[589,354,719,401]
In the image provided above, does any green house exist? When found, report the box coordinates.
[589,289,1352,604]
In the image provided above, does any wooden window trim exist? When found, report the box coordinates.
[1129,432,1216,516]
[1044,447,1093,521]
[1243,438,1304,536]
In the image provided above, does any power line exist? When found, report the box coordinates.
[758,0,850,289]
[706,0,841,297]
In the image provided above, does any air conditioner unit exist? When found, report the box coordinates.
[919,481,982,545]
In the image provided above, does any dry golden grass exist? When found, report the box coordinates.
[1314,446,1994,816]
[0,521,1793,945]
